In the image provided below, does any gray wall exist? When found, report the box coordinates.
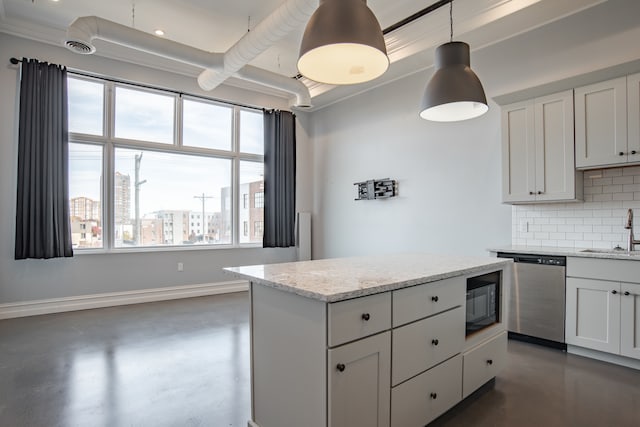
[309,0,640,259]
[0,33,305,304]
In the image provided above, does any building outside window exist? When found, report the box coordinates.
[67,75,264,250]
[254,191,264,209]
[254,220,263,238]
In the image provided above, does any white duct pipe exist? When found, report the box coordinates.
[64,16,312,108]
[197,0,317,91]
[65,16,223,69]
[236,65,311,108]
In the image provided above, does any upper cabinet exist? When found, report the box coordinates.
[628,73,640,161]
[575,74,640,168]
[502,90,582,204]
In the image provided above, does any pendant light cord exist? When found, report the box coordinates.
[449,1,453,42]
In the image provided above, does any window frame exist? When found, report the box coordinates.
[67,74,265,253]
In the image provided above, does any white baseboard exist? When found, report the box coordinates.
[567,345,640,370]
[0,280,249,320]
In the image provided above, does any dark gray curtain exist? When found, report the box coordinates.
[15,58,73,260]
[263,110,296,248]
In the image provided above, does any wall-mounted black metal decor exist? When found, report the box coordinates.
[354,178,397,201]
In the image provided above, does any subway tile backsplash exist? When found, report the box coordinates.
[512,165,640,249]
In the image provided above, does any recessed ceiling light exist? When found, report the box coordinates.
[154,29,165,36]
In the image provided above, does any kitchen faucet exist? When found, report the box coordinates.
[625,209,640,251]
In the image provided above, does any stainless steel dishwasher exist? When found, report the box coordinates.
[497,252,566,349]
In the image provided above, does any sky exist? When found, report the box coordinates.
[67,76,264,217]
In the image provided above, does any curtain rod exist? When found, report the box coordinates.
[382,0,454,35]
[9,56,272,113]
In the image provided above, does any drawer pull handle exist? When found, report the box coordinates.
[336,363,346,372]
[487,359,493,365]
[431,296,439,302]
[432,339,439,346]
[624,291,631,296]
[612,290,618,295]
[361,313,371,321]
[529,191,534,195]
[430,393,437,400]
[619,152,625,156]
[632,150,637,155]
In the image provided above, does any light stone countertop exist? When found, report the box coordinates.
[488,245,640,261]
[224,253,511,302]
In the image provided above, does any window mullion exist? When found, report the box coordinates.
[232,107,240,246]
[105,82,115,251]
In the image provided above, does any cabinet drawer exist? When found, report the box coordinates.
[392,307,464,386]
[393,276,465,327]
[462,331,507,398]
[567,257,640,283]
[391,354,462,427]
[328,292,391,347]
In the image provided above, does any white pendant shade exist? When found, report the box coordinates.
[420,101,489,122]
[419,41,488,122]
[298,0,389,85]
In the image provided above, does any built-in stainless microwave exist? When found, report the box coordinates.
[466,271,501,336]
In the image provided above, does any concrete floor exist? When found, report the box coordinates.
[1,292,639,427]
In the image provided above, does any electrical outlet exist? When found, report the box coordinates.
[519,219,529,233]
[177,262,184,272]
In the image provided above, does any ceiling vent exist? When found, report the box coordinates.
[64,39,95,54]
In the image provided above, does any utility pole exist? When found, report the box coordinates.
[134,153,147,245]
[194,193,213,242]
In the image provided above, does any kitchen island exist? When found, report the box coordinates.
[225,253,512,427]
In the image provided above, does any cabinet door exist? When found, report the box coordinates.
[502,100,536,202]
[566,278,620,354]
[628,73,640,161]
[575,77,628,168]
[328,332,390,427]
[534,90,577,202]
[620,283,640,360]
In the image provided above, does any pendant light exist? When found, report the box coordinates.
[297,0,389,85]
[420,1,488,122]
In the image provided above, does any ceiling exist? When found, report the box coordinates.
[0,0,609,110]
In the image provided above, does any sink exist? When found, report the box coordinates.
[580,249,640,257]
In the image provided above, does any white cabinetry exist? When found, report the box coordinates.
[462,331,508,398]
[575,74,640,168]
[566,277,621,353]
[621,283,640,359]
[629,73,640,160]
[249,266,508,427]
[391,355,462,427]
[502,90,581,203]
[565,257,640,365]
[329,332,390,427]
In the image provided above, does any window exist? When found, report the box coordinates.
[183,99,232,150]
[113,148,231,247]
[240,110,264,155]
[114,86,174,144]
[254,221,263,237]
[67,75,264,250]
[68,78,103,135]
[68,143,103,249]
[254,192,264,209]
[240,162,264,244]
